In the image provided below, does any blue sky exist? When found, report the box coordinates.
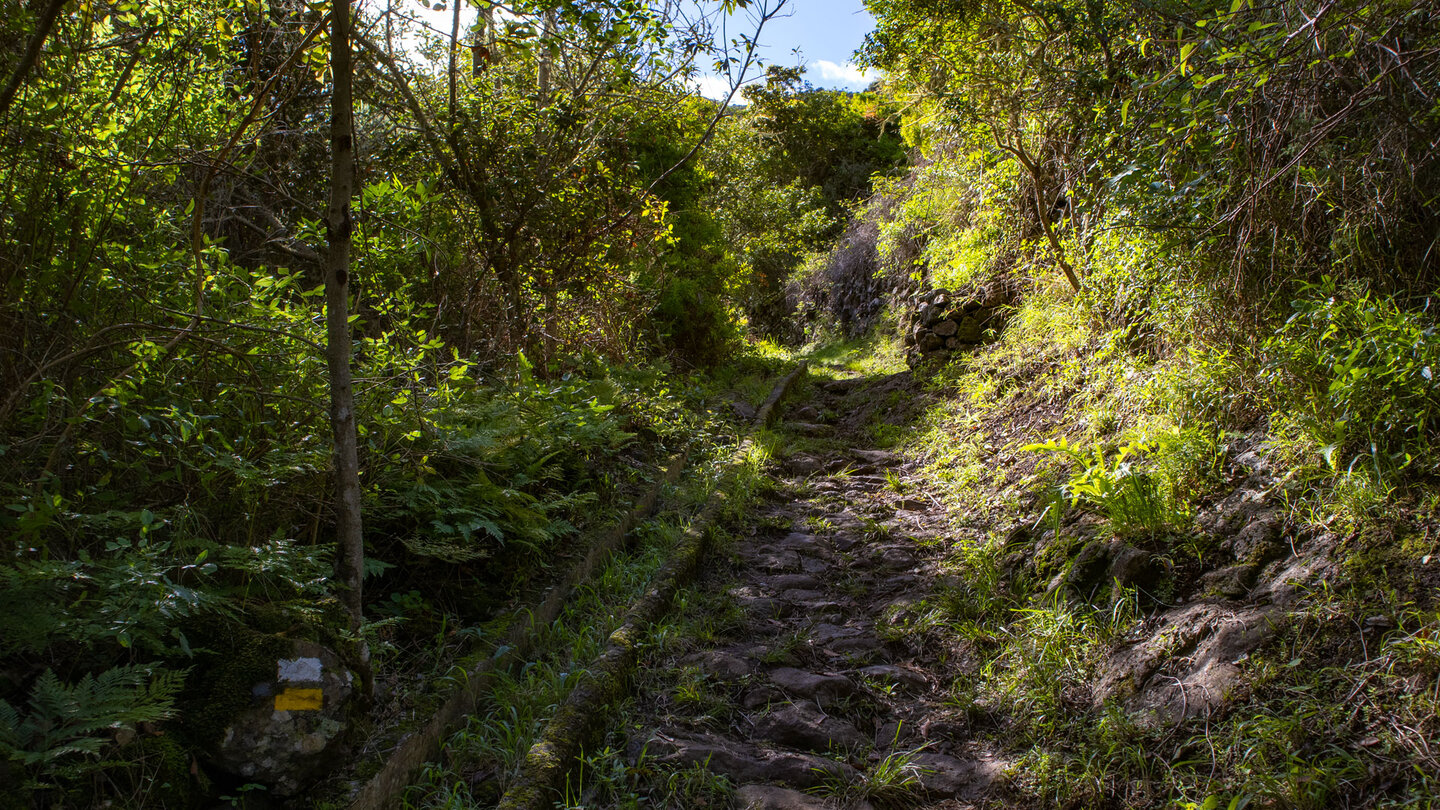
[389,0,878,98]
[693,0,878,101]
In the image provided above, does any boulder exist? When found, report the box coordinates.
[211,640,357,796]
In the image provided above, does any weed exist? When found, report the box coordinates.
[760,629,809,665]
[1023,437,1192,537]
[814,726,927,808]
[884,469,905,492]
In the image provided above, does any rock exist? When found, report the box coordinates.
[944,336,961,349]
[1061,540,1113,598]
[919,716,967,742]
[769,667,858,700]
[639,733,855,788]
[856,664,928,691]
[1094,603,1285,726]
[880,547,917,569]
[766,573,821,590]
[738,596,789,619]
[824,636,883,657]
[1198,485,1275,538]
[1232,448,1274,476]
[1250,540,1340,607]
[760,751,858,789]
[853,449,900,465]
[732,401,758,421]
[211,640,356,797]
[779,532,820,550]
[744,686,785,709]
[779,588,829,603]
[1223,512,1285,561]
[1363,615,1396,634]
[785,454,826,476]
[933,319,959,337]
[810,623,863,645]
[735,785,830,810]
[750,553,800,572]
[918,302,941,326]
[788,422,831,436]
[978,284,1009,308]
[955,316,983,343]
[918,331,944,351]
[875,718,919,748]
[911,753,1000,797]
[1196,563,1258,598]
[1108,543,1164,596]
[755,703,867,753]
[798,557,830,576]
[682,651,752,680]
[795,405,822,421]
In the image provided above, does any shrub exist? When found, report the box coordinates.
[1262,278,1440,474]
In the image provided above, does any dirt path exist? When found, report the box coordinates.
[622,373,1006,809]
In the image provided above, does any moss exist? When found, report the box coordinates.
[177,615,291,750]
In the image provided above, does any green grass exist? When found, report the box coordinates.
[804,261,1440,808]
[806,325,909,377]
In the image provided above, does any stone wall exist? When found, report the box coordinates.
[902,285,1013,367]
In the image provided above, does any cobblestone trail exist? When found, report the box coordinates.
[625,374,1006,810]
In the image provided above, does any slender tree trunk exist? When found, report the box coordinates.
[994,128,1081,292]
[472,2,496,81]
[538,9,555,106]
[0,0,69,121]
[447,0,462,121]
[326,0,366,638]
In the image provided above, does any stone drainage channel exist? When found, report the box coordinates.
[617,374,1006,810]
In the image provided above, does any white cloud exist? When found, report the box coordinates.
[813,60,870,87]
[691,75,751,105]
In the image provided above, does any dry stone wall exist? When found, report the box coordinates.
[901,285,1013,367]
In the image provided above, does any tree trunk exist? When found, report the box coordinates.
[538,9,555,106]
[472,2,497,81]
[447,0,462,120]
[326,0,366,639]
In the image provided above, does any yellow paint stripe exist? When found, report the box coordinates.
[274,687,323,711]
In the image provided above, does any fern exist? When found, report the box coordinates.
[0,665,184,770]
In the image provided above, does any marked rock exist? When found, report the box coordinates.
[210,640,356,797]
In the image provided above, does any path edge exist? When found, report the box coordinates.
[494,361,807,810]
[348,450,689,810]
